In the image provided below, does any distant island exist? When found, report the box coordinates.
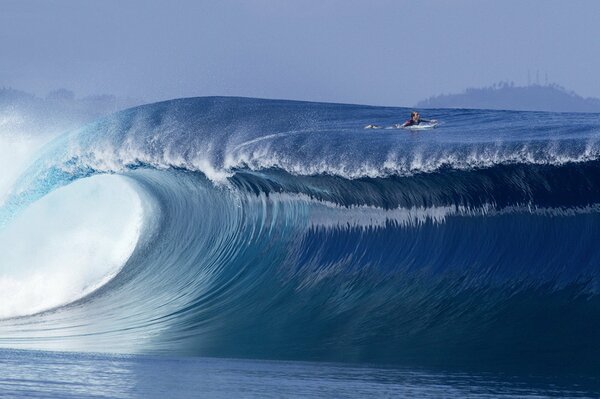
[416,82,600,113]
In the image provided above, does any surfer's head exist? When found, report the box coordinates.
[411,111,420,121]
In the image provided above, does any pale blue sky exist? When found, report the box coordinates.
[1,0,599,106]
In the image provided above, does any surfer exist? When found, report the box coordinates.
[401,111,436,127]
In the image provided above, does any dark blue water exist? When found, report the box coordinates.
[1,97,600,396]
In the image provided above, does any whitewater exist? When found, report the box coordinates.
[1,97,600,397]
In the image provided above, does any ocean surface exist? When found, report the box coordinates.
[1,97,600,397]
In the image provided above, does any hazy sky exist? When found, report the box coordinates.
[2,0,600,106]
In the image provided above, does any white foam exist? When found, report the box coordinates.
[0,134,50,206]
[0,174,144,319]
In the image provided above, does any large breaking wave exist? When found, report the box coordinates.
[1,97,600,370]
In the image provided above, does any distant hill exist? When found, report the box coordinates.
[416,82,600,113]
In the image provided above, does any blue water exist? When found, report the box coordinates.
[0,349,597,398]
[1,97,600,396]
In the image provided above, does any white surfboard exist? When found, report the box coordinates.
[401,122,439,130]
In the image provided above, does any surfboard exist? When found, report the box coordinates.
[365,122,440,130]
[401,122,439,130]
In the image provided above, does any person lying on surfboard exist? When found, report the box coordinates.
[401,111,436,127]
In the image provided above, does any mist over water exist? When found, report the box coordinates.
[0,175,143,319]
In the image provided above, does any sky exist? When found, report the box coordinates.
[1,0,600,106]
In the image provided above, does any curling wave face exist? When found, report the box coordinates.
[0,97,600,370]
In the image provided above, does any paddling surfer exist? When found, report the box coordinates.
[401,111,436,127]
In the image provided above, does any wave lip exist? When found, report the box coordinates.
[9,97,600,185]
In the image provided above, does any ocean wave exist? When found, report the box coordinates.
[1,97,599,370]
